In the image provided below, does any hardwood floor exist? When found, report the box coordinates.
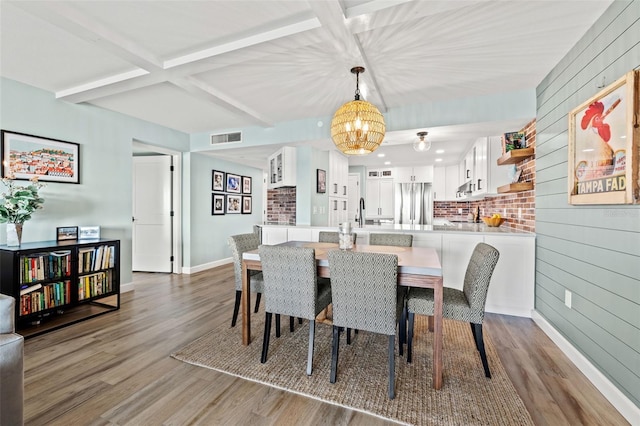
[22,265,628,425]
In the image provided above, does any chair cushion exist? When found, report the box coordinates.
[407,287,484,324]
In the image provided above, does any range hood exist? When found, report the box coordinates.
[458,181,473,194]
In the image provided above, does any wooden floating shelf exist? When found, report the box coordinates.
[497,148,535,165]
[497,182,534,193]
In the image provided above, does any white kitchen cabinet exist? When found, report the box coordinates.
[329,151,349,198]
[366,168,394,179]
[433,164,461,201]
[329,197,349,227]
[365,178,394,219]
[472,137,487,196]
[441,233,484,290]
[471,136,512,196]
[261,227,288,245]
[268,147,296,189]
[395,166,433,183]
[483,235,535,316]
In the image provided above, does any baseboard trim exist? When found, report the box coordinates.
[182,257,233,274]
[485,304,532,318]
[532,310,639,425]
[120,281,134,293]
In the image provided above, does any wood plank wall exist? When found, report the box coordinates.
[534,1,640,409]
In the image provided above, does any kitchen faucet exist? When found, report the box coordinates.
[358,197,365,228]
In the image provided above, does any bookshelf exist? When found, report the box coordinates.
[0,238,120,338]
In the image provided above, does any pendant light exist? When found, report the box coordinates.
[413,131,431,152]
[331,66,386,155]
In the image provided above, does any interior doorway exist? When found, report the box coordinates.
[132,141,182,273]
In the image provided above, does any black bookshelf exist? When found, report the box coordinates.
[0,238,120,338]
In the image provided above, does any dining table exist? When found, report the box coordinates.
[241,240,444,390]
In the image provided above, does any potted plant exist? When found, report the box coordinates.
[0,175,45,246]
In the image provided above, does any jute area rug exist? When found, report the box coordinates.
[171,315,533,425]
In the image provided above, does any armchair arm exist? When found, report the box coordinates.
[0,294,16,334]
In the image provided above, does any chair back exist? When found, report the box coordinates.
[369,233,413,247]
[258,245,319,319]
[318,231,339,243]
[228,233,261,290]
[462,243,500,322]
[328,250,399,335]
[319,231,357,244]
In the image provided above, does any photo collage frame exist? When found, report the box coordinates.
[212,170,252,215]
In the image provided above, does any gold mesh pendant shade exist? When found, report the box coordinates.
[331,67,386,155]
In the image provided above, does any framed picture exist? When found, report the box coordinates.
[1,130,80,184]
[212,170,225,192]
[79,226,100,239]
[241,196,252,214]
[226,173,241,193]
[56,226,78,241]
[568,70,639,205]
[242,176,252,194]
[226,194,241,214]
[317,169,326,193]
[212,193,225,215]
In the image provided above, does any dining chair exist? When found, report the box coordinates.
[318,231,357,244]
[258,245,332,375]
[228,233,264,327]
[327,250,402,399]
[406,242,499,378]
[368,233,413,247]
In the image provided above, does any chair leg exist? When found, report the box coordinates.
[470,322,479,351]
[261,312,272,363]
[388,335,395,399]
[275,314,281,338]
[473,323,491,378]
[407,312,415,363]
[330,325,340,383]
[290,316,295,332]
[298,317,303,325]
[346,328,352,345]
[399,302,407,356]
[231,290,242,327]
[307,320,315,375]
[254,293,261,313]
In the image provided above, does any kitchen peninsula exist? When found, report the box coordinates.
[258,222,535,318]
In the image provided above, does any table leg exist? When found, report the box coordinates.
[433,278,443,389]
[241,260,251,345]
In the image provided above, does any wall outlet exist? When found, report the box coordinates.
[458,208,463,214]
[565,289,572,309]
[518,207,522,219]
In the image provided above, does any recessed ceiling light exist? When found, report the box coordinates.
[377,153,385,158]
[435,149,444,154]
[435,158,443,162]
[384,161,391,165]
[582,148,595,152]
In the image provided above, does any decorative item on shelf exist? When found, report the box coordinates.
[413,131,431,152]
[338,222,354,250]
[502,131,526,153]
[0,175,45,246]
[482,214,506,227]
[79,226,100,239]
[331,66,385,155]
[56,226,78,241]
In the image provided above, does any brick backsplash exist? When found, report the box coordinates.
[267,187,296,224]
[434,119,536,233]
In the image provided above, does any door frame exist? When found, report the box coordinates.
[132,140,182,274]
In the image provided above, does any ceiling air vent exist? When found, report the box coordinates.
[210,131,242,145]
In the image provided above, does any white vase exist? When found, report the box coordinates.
[6,223,23,247]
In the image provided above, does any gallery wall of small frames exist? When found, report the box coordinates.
[212,170,252,215]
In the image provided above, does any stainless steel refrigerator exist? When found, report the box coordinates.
[394,182,433,225]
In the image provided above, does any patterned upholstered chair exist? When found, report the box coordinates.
[318,231,357,244]
[368,233,413,247]
[327,250,402,399]
[258,245,332,375]
[228,233,264,327]
[406,242,499,377]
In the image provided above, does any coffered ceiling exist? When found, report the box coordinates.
[0,1,613,169]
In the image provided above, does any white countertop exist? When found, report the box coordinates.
[259,221,535,236]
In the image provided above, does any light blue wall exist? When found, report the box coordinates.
[0,77,189,286]
[534,1,639,408]
[184,152,263,267]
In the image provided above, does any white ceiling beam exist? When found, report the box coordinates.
[308,1,388,112]
[171,77,274,128]
[344,0,415,19]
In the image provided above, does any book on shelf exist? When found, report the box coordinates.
[20,283,42,296]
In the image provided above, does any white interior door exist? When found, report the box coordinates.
[132,155,172,272]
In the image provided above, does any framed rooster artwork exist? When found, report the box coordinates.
[567,70,639,205]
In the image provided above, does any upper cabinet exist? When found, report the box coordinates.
[268,147,296,189]
[366,168,394,179]
[471,136,512,196]
[395,166,433,183]
[329,151,349,198]
[433,164,461,201]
